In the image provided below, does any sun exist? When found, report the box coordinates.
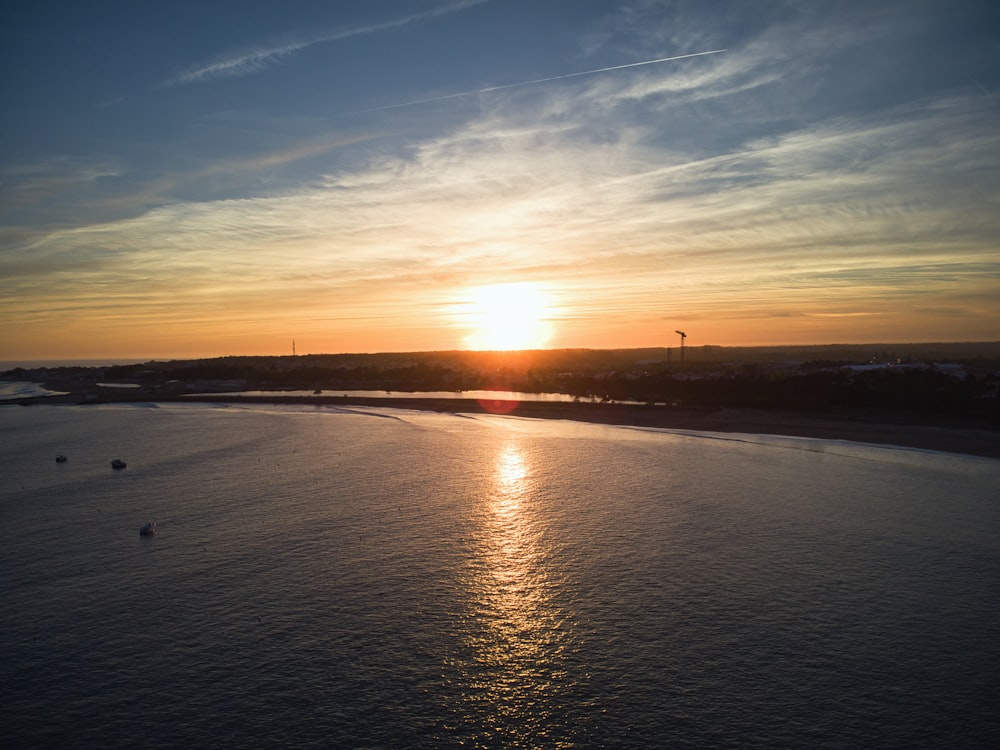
[462,282,554,350]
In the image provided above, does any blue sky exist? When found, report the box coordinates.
[1,0,998,359]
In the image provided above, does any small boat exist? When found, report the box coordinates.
[139,522,157,537]
[111,458,127,469]
[55,455,67,463]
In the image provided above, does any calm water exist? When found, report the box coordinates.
[2,403,998,748]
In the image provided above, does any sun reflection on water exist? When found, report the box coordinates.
[447,440,579,745]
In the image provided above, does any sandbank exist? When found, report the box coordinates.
[4,387,998,458]
[184,393,1000,459]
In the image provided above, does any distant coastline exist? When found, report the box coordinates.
[3,343,998,458]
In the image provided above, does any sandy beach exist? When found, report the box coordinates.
[4,387,998,458]
[179,393,1000,459]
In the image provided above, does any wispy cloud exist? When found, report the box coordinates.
[351,49,726,114]
[167,0,487,86]
[6,87,997,345]
[4,0,999,355]
[0,157,123,206]
[0,157,127,235]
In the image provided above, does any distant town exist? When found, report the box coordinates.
[4,342,999,424]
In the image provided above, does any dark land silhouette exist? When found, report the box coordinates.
[4,342,1000,457]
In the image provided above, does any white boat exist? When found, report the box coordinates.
[111,459,127,469]
[139,522,157,537]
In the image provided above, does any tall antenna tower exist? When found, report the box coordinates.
[675,330,687,367]
[292,339,296,356]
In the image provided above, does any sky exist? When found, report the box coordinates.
[1,0,998,360]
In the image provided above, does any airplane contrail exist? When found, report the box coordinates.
[351,48,726,114]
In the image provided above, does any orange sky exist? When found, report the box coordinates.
[2,1,998,362]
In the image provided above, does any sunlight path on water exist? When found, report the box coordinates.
[444,438,582,746]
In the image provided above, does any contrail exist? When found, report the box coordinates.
[351,49,726,114]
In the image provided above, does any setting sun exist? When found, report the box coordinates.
[462,282,554,351]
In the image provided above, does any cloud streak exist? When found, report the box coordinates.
[6,85,997,352]
[350,49,727,113]
[4,0,999,357]
[167,0,487,86]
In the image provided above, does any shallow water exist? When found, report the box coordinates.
[0,381,68,399]
[2,403,998,748]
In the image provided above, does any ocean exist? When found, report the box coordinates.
[2,402,998,748]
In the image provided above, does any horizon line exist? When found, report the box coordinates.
[4,339,998,368]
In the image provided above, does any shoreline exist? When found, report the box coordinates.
[6,389,998,458]
[245,395,1000,458]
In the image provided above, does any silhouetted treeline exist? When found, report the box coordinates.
[5,345,999,421]
[607,368,995,418]
[129,359,1000,421]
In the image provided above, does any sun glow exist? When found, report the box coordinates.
[462,282,554,350]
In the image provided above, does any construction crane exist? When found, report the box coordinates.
[675,330,687,367]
